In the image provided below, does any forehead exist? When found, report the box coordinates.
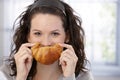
[31,13,64,30]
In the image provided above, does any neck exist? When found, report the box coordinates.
[33,60,62,80]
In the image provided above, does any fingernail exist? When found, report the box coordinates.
[58,43,63,46]
[59,62,61,65]
[31,43,35,46]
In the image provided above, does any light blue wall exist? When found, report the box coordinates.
[116,0,120,65]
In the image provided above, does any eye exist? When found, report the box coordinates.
[34,32,41,36]
[52,32,60,37]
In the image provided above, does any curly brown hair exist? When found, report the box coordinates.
[9,0,88,79]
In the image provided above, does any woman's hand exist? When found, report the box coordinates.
[14,43,34,80]
[59,43,78,77]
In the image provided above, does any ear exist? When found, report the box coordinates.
[65,38,69,43]
[27,34,31,42]
[65,32,70,43]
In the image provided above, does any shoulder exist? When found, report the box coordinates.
[0,63,14,80]
[0,63,11,76]
[76,71,94,80]
[0,71,8,80]
[59,71,94,80]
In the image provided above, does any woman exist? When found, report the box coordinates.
[0,0,94,80]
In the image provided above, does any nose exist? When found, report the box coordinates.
[40,36,52,46]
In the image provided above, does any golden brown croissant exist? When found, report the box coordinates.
[31,43,63,65]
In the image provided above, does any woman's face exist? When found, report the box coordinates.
[28,13,66,46]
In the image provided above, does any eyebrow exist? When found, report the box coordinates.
[32,29,41,32]
[32,29,60,32]
[51,29,60,32]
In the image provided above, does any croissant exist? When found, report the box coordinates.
[31,43,63,65]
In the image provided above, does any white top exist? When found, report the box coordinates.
[0,71,7,80]
[0,63,94,80]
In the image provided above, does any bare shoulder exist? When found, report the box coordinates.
[76,71,94,80]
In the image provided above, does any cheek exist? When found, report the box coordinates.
[53,35,66,43]
[28,34,39,43]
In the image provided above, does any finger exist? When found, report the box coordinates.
[61,50,72,59]
[20,43,35,49]
[60,50,78,66]
[19,52,33,63]
[60,55,71,66]
[63,49,76,57]
[60,52,70,65]
[14,47,33,61]
[63,49,78,61]
[18,43,35,53]
[16,47,32,57]
[59,43,74,52]
[21,48,33,57]
[60,52,74,64]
